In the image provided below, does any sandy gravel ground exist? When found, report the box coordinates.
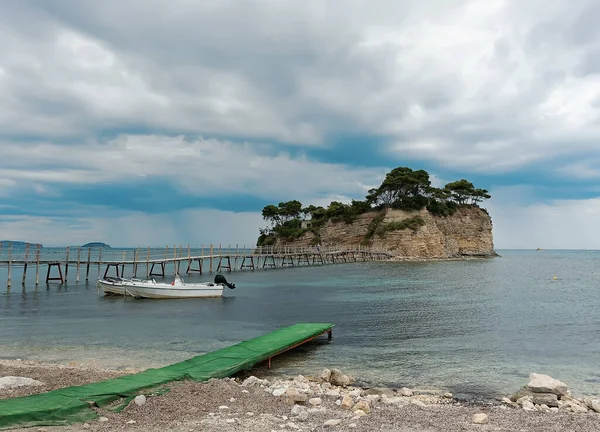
[2,360,600,432]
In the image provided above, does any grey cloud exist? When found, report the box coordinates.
[1,0,600,170]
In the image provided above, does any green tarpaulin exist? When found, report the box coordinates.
[0,323,333,430]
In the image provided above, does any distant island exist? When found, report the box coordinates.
[81,242,111,248]
[0,240,43,248]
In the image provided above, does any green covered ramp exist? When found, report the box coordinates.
[0,323,334,430]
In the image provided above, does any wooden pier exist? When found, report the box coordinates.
[0,242,394,288]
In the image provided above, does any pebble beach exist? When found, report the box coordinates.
[2,359,600,432]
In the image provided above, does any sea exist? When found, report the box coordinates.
[1,249,599,400]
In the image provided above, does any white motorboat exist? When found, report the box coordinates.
[97,274,236,299]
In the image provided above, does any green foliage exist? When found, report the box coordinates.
[256,232,277,247]
[375,216,425,238]
[391,195,429,211]
[364,212,386,241]
[426,200,458,217]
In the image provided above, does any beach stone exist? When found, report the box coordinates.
[532,393,558,407]
[589,399,600,413]
[272,388,287,397]
[353,409,367,417]
[291,405,305,416]
[330,369,353,386]
[382,396,405,405]
[353,401,370,414]
[443,392,453,399]
[364,387,394,398]
[126,420,136,424]
[510,387,536,402]
[297,411,309,422]
[365,394,380,403]
[218,405,229,410]
[341,394,354,409]
[522,400,535,411]
[286,388,308,404]
[501,397,513,405]
[565,400,588,413]
[349,424,357,428]
[319,369,332,382]
[134,395,146,406]
[98,417,109,422]
[324,419,342,427]
[400,387,413,397]
[527,373,568,397]
[410,399,427,408]
[82,424,90,429]
[472,413,488,424]
[0,376,44,390]
[309,397,322,406]
[349,389,361,397]
[550,407,559,413]
[325,388,341,397]
[242,376,269,387]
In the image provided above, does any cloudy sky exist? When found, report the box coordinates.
[1,0,600,249]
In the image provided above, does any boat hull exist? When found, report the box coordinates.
[124,284,224,299]
[97,278,127,296]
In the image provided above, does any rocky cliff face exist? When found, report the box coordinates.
[279,206,496,259]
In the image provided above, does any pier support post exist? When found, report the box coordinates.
[46,262,64,284]
[35,245,41,285]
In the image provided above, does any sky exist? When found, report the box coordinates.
[2,0,600,249]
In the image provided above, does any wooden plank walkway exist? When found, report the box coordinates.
[0,243,394,287]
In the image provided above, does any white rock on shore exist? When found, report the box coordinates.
[0,376,44,390]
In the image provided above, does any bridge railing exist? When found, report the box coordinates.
[0,243,393,263]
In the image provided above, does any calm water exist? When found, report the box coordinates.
[1,249,599,399]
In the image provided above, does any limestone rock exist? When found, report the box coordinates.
[522,400,535,411]
[589,399,600,413]
[399,387,413,397]
[527,373,568,397]
[532,393,558,408]
[341,395,354,409]
[353,401,370,414]
[291,405,305,416]
[274,206,495,259]
[319,369,332,382]
[324,419,342,427]
[329,369,353,387]
[363,387,395,398]
[510,387,536,402]
[242,376,269,387]
[0,376,44,390]
[134,395,146,406]
[472,413,488,424]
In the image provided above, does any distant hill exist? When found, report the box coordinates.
[0,240,43,248]
[81,242,111,248]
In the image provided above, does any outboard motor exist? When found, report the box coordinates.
[214,274,236,289]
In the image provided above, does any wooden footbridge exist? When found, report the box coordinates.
[0,242,394,287]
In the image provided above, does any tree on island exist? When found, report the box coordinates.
[257,166,491,246]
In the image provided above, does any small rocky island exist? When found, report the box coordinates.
[0,240,43,248]
[257,166,496,259]
[81,242,111,248]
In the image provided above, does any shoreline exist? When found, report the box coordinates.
[2,359,599,432]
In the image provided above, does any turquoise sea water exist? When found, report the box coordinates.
[1,249,599,399]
